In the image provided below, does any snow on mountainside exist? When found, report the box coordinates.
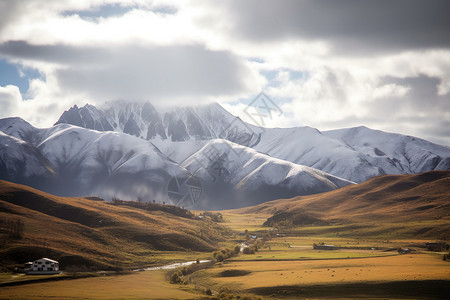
[253,127,391,183]
[56,101,262,146]
[54,101,450,184]
[0,131,53,180]
[250,126,450,183]
[152,139,209,164]
[0,116,355,209]
[324,126,450,174]
[182,139,354,209]
[0,117,191,204]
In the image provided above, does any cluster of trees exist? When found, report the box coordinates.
[213,246,241,262]
[268,219,294,230]
[110,198,195,219]
[243,239,264,254]
[242,247,255,254]
[169,260,215,284]
[199,211,224,222]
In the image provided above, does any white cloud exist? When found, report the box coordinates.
[0,85,22,119]
[0,0,449,144]
[372,84,410,100]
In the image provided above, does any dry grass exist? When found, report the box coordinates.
[0,180,228,270]
[218,211,273,232]
[190,253,450,298]
[217,254,450,287]
[1,172,449,299]
[0,270,199,299]
[242,171,450,235]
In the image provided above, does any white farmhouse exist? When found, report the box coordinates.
[27,258,60,274]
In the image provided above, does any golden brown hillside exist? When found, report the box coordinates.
[0,180,228,271]
[239,171,450,238]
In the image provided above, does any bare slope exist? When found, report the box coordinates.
[242,171,450,236]
[0,180,226,270]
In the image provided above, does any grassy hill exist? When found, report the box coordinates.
[0,180,228,271]
[239,171,450,239]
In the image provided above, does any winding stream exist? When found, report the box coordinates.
[134,260,211,272]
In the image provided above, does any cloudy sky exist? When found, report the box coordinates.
[0,0,449,145]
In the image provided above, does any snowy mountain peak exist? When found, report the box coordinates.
[2,99,449,210]
[55,101,262,147]
[181,139,354,209]
[55,101,450,184]
[0,117,35,137]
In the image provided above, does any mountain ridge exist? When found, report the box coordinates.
[181,139,354,209]
[1,101,449,209]
[54,101,450,183]
[0,179,225,270]
[0,116,351,209]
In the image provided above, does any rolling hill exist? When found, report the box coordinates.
[0,180,227,271]
[242,171,450,238]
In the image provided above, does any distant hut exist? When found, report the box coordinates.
[16,262,33,273]
[24,262,33,271]
[27,258,60,275]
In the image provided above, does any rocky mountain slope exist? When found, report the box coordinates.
[56,101,262,146]
[0,117,190,204]
[0,117,351,209]
[55,102,450,183]
[182,139,353,209]
[1,101,449,209]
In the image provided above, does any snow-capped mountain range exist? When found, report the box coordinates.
[0,117,190,205]
[56,101,450,183]
[1,101,449,209]
[183,139,352,209]
[56,101,261,145]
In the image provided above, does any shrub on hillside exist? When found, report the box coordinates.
[200,211,224,222]
[169,271,183,284]
[243,247,255,254]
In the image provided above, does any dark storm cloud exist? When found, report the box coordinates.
[366,75,450,144]
[0,41,258,101]
[0,0,22,35]
[312,73,450,145]
[0,41,111,65]
[216,0,450,54]
[377,75,449,111]
[396,116,450,146]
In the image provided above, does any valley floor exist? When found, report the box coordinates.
[190,253,449,298]
[1,210,449,299]
[0,270,198,299]
[1,249,448,299]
